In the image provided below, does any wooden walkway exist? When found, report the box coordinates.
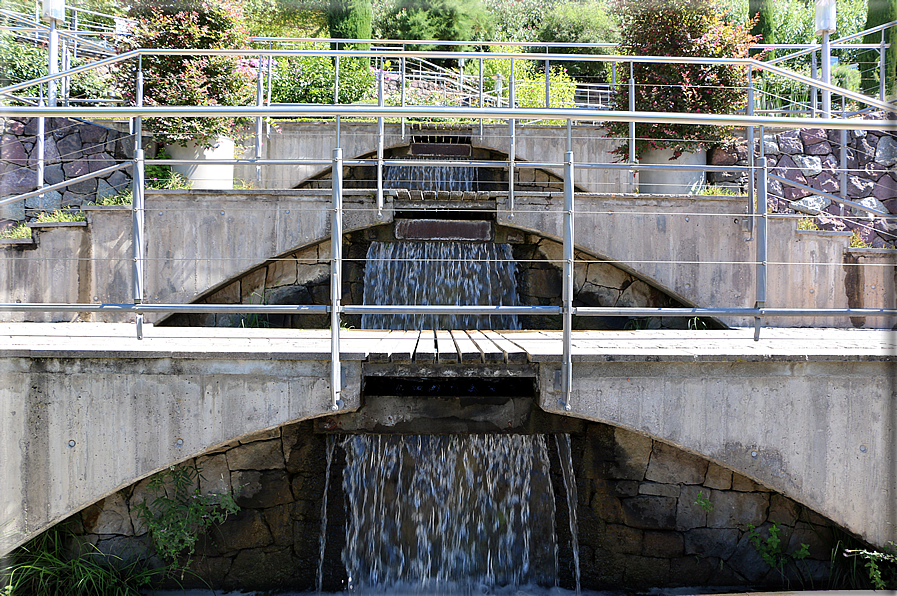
[1,324,893,363]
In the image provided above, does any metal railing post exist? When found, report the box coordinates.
[880,30,887,102]
[629,63,636,183]
[821,31,832,118]
[377,64,384,218]
[507,66,515,218]
[37,91,45,204]
[811,52,818,117]
[330,147,344,411]
[335,53,341,147]
[401,56,406,139]
[133,60,145,339]
[478,56,484,138]
[560,150,574,411]
[48,19,59,107]
[61,38,70,107]
[754,157,767,341]
[841,100,848,201]
[255,58,264,185]
[545,58,550,108]
[747,65,755,207]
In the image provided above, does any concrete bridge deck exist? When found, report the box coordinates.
[1,323,895,555]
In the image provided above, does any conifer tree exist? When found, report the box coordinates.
[860,0,896,96]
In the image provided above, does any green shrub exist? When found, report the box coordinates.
[116,0,255,148]
[537,0,620,82]
[606,0,757,160]
[33,210,86,224]
[480,0,558,42]
[464,48,576,114]
[861,0,897,95]
[380,0,491,51]
[0,528,159,596]
[271,52,373,104]
[0,223,30,240]
[0,33,111,103]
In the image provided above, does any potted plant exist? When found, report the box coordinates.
[605,0,757,194]
[117,0,255,189]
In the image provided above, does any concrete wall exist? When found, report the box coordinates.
[0,351,362,557]
[1,191,894,328]
[538,358,897,550]
[236,122,634,194]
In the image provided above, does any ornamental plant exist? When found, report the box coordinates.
[605,0,758,161]
[117,0,255,148]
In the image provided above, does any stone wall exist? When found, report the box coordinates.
[60,418,859,593]
[0,117,133,228]
[710,118,897,249]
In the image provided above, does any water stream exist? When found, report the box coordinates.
[385,162,477,192]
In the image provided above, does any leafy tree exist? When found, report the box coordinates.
[537,0,620,82]
[117,0,255,147]
[860,0,897,95]
[381,0,491,51]
[748,0,774,57]
[480,0,559,42]
[328,0,373,50]
[606,0,757,160]
[244,0,329,37]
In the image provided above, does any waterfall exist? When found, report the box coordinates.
[361,241,521,331]
[340,435,557,593]
[385,163,477,192]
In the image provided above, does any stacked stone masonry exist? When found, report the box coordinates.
[0,117,133,229]
[65,420,857,592]
[710,116,897,249]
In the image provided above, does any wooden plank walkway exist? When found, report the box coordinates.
[0,325,893,363]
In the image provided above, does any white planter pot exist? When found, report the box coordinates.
[165,137,235,190]
[638,148,706,195]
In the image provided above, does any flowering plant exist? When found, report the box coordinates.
[117,0,255,148]
[605,0,758,160]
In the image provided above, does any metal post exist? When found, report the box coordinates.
[567,119,572,153]
[811,52,818,117]
[629,63,636,182]
[478,57,484,138]
[754,157,767,341]
[545,58,550,108]
[560,150,574,411]
[37,92,44,203]
[255,59,264,185]
[330,147,344,411]
[821,32,831,118]
[377,64,384,218]
[133,64,146,339]
[611,62,616,91]
[401,56,406,139]
[48,20,59,107]
[72,10,78,59]
[61,38,70,107]
[746,66,755,212]
[880,30,887,102]
[266,48,273,136]
[840,99,847,199]
[335,54,340,146]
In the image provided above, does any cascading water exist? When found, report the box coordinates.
[384,161,477,192]
[362,241,521,331]
[340,435,557,593]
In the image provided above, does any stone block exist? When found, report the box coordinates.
[81,491,133,535]
[217,509,273,552]
[44,164,64,185]
[55,131,83,160]
[25,190,62,210]
[264,503,295,547]
[642,530,684,558]
[767,494,800,526]
[873,173,897,201]
[522,261,562,298]
[79,123,108,145]
[683,527,740,559]
[233,470,293,509]
[776,130,803,154]
[87,152,115,173]
[216,280,241,304]
[707,490,768,529]
[793,154,822,177]
[623,555,670,588]
[805,142,832,155]
[863,161,887,181]
[800,128,827,146]
[1,134,28,165]
[710,146,737,166]
[645,441,708,485]
[855,137,875,165]
[610,428,652,480]
[847,175,874,198]
[93,535,151,567]
[601,523,643,555]
[875,135,897,166]
[762,134,780,155]
[789,195,831,216]
[639,482,680,498]
[666,555,716,586]
[675,485,708,530]
[197,453,232,496]
[703,463,732,490]
[395,219,492,241]
[810,171,839,194]
[851,196,888,220]
[227,439,285,470]
[614,480,639,497]
[0,166,38,194]
[621,495,677,530]
[727,531,773,583]
[590,491,627,524]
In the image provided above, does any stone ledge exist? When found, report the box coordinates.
[26,221,88,229]
[0,238,34,246]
